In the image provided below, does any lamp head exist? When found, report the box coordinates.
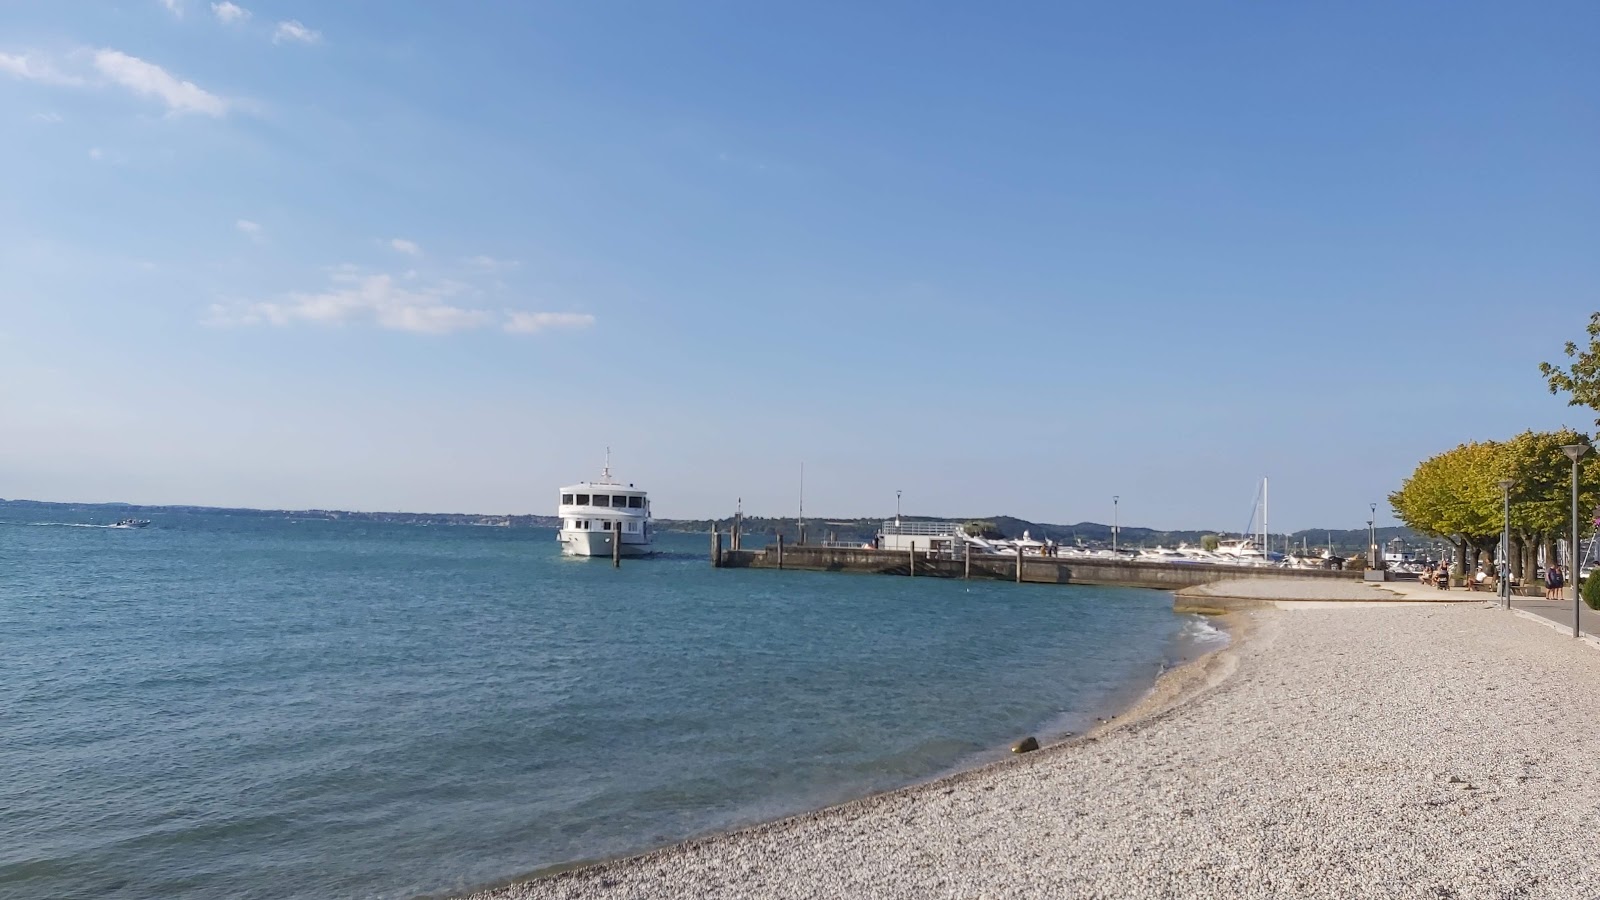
[1561,443,1590,463]
[1497,478,1516,491]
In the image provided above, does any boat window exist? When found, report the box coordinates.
[603,520,613,531]
[610,495,627,507]
[597,495,614,507]
[575,494,590,506]
[561,494,573,505]
[628,496,644,509]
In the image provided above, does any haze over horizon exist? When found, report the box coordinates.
[3,2,1595,531]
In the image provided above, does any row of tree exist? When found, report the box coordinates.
[1391,313,1600,577]
[1389,430,1597,577]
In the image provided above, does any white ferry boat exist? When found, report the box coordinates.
[557,454,652,558]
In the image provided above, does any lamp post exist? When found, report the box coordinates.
[1369,503,1379,570]
[1562,444,1589,637]
[1366,517,1374,570]
[896,490,902,526]
[1498,478,1515,609]
[1113,495,1119,552]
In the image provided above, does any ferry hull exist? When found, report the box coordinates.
[559,531,652,558]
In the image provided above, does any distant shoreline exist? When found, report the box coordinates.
[0,498,1411,552]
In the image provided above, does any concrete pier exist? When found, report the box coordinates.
[715,545,1360,591]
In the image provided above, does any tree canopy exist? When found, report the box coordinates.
[1389,429,1599,559]
[1541,312,1600,426]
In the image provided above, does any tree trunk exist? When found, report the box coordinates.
[1511,535,1525,582]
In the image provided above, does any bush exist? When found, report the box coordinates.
[1584,570,1600,611]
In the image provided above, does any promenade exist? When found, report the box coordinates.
[1382,578,1600,640]
[472,582,1600,900]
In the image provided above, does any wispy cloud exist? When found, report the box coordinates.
[160,0,184,18]
[93,49,229,117]
[0,52,85,86]
[210,270,490,334]
[390,238,421,256]
[466,254,520,272]
[273,20,321,44]
[211,1,250,24]
[33,111,63,123]
[88,147,105,161]
[208,265,595,337]
[503,312,595,334]
[235,219,263,241]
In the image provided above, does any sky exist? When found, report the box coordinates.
[1,2,1596,531]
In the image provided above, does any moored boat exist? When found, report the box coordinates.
[557,452,652,558]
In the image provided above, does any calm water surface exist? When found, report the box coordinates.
[0,509,1218,899]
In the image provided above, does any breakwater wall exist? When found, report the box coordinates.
[714,543,1361,590]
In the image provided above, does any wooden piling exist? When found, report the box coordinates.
[777,533,784,570]
[1016,550,1023,584]
[909,540,916,577]
[712,530,723,568]
[964,542,971,580]
[612,522,621,567]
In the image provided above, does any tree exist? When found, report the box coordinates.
[1391,431,1600,578]
[1542,313,1600,426]
[1200,534,1220,552]
[1389,441,1504,571]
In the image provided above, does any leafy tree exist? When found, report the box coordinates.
[1391,431,1599,577]
[1389,441,1504,571]
[1541,312,1600,425]
[1200,534,1220,552]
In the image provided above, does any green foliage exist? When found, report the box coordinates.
[1390,431,1599,550]
[1200,534,1220,551]
[1541,312,1600,427]
[963,520,1003,538]
[1585,568,1600,611]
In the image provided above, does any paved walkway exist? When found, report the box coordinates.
[1380,577,1599,638]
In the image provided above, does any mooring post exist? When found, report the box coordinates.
[964,540,971,580]
[1016,549,1023,584]
[712,530,723,568]
[777,533,784,570]
[909,540,916,577]
[612,523,621,568]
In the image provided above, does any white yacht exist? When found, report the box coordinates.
[557,454,652,558]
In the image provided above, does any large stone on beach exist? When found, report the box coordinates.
[1011,736,1040,753]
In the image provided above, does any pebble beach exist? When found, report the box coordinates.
[471,585,1600,900]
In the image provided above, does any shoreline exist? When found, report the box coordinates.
[461,605,1247,898]
[469,588,1600,899]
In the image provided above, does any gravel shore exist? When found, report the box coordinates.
[470,601,1600,900]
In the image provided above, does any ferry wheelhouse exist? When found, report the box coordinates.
[557,457,652,558]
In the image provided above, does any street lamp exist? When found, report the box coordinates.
[1370,503,1380,570]
[1561,444,1589,637]
[1113,495,1119,552]
[896,490,902,526]
[1498,478,1515,609]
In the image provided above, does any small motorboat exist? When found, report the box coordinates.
[110,519,151,529]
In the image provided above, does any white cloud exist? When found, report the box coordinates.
[503,311,596,334]
[208,264,595,337]
[33,111,63,123]
[235,219,263,242]
[160,0,184,18]
[0,52,84,86]
[273,20,321,44]
[93,49,228,117]
[211,2,250,24]
[88,147,105,161]
[210,270,494,335]
[390,238,421,256]
[466,255,520,272]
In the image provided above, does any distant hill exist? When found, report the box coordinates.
[0,499,1420,555]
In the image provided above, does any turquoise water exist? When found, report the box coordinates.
[0,509,1216,900]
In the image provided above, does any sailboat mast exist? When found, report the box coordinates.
[1263,476,1269,556]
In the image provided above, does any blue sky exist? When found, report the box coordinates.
[1,2,1596,530]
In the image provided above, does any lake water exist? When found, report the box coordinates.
[0,508,1219,899]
